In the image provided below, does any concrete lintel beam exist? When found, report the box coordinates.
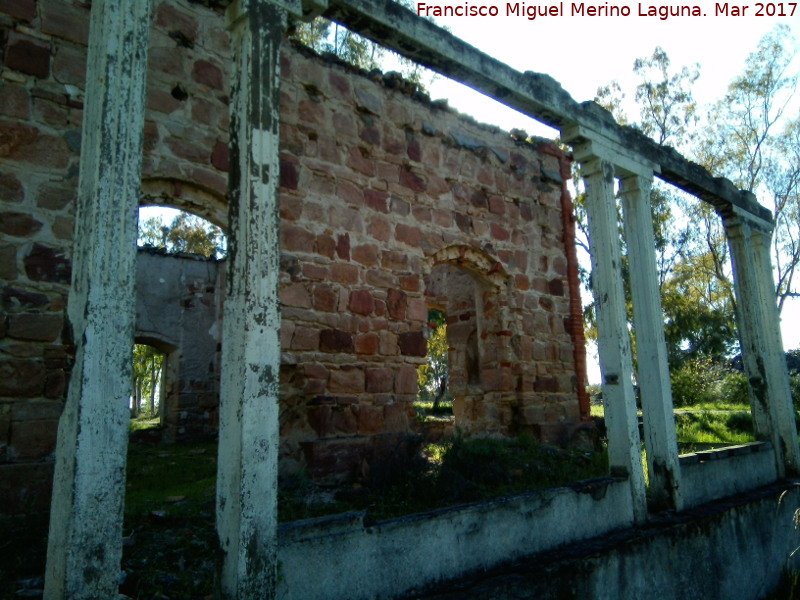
[566,126,659,179]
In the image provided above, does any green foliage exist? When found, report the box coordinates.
[417,312,452,412]
[138,210,226,259]
[669,358,746,407]
[131,344,164,417]
[289,0,437,91]
[675,411,755,448]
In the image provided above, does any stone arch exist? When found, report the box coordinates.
[140,177,228,231]
[423,245,516,435]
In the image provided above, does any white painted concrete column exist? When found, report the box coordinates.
[619,174,683,512]
[43,2,151,598]
[216,1,286,597]
[725,212,800,476]
[579,157,648,523]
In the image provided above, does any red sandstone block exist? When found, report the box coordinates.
[331,263,359,285]
[280,195,302,221]
[354,333,379,355]
[399,168,426,192]
[346,146,374,177]
[329,71,351,99]
[365,368,393,393]
[379,331,398,356]
[491,223,510,241]
[336,233,350,260]
[0,82,30,120]
[356,404,384,435]
[412,206,431,223]
[406,138,421,162]
[364,189,389,213]
[281,224,315,252]
[24,244,71,284]
[349,289,374,316]
[0,244,17,281]
[0,0,36,20]
[7,313,62,342]
[386,289,407,321]
[395,224,421,247]
[407,298,428,322]
[10,418,58,459]
[398,276,419,292]
[398,331,426,357]
[549,278,565,297]
[352,244,378,267]
[190,168,227,197]
[308,405,333,437]
[40,0,89,45]
[44,369,65,398]
[192,59,224,90]
[328,366,365,394]
[155,2,199,42]
[280,320,295,349]
[281,283,311,309]
[291,326,319,351]
[302,263,328,281]
[0,359,44,396]
[314,234,336,259]
[368,216,391,242]
[0,212,42,237]
[332,407,357,434]
[210,141,229,172]
[319,329,354,353]
[313,284,338,313]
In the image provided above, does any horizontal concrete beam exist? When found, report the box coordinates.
[323,0,772,224]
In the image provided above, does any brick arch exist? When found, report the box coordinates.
[140,177,228,231]
[424,244,509,289]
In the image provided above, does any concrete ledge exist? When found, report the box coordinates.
[277,477,634,600]
[405,481,800,600]
[679,442,778,509]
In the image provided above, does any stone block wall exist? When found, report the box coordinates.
[0,0,587,509]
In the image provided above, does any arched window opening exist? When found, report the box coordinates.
[138,206,227,259]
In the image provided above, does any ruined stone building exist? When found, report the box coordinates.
[2,0,588,505]
[1,1,799,599]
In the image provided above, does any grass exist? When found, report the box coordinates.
[129,413,161,433]
[675,410,755,449]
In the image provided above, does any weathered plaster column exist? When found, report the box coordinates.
[216,1,287,597]
[43,2,151,598]
[619,174,683,512]
[725,210,800,476]
[579,156,648,523]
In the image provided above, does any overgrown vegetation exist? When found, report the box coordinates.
[279,434,607,522]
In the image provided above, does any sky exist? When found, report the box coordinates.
[400,5,800,372]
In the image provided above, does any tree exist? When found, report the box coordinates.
[417,311,451,410]
[289,0,436,90]
[132,344,164,416]
[589,28,800,367]
[138,210,226,259]
[696,25,800,313]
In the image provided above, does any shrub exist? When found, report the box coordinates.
[670,358,723,407]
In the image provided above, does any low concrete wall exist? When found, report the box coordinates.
[278,479,800,600]
[277,477,635,600]
[680,442,778,509]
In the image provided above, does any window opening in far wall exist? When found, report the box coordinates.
[130,343,165,432]
[417,309,454,417]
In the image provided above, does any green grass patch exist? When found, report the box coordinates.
[675,410,755,450]
[414,399,454,417]
[129,414,162,433]
[124,441,217,519]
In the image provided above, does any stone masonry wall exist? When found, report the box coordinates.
[0,0,585,510]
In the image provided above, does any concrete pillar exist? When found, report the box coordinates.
[619,175,683,512]
[216,1,286,597]
[43,2,151,598]
[725,212,800,476]
[580,157,648,523]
